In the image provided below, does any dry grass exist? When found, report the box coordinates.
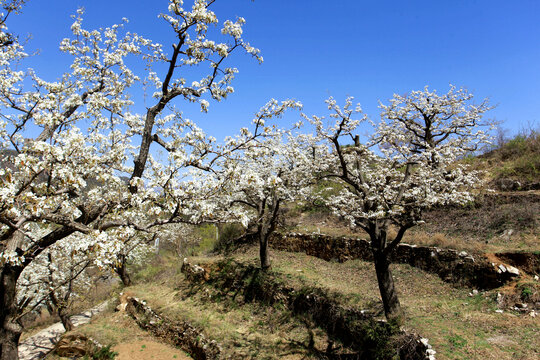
[288,193,540,254]
[229,246,540,360]
[476,130,540,183]
[127,280,334,359]
[41,244,539,360]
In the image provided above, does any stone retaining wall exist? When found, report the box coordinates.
[125,296,221,360]
[269,233,521,290]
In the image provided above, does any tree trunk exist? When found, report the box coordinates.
[114,254,132,287]
[373,251,402,320]
[58,310,73,332]
[0,326,20,360]
[259,232,271,270]
[115,265,132,287]
[0,265,23,360]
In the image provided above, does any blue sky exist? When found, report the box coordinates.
[8,0,540,141]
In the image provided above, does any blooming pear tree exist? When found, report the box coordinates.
[16,231,97,332]
[91,227,155,287]
[306,87,492,319]
[218,124,314,270]
[0,1,267,358]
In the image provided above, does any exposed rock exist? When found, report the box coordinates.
[491,178,540,191]
[499,229,515,241]
[53,333,102,358]
[496,252,540,275]
[496,292,504,306]
[181,258,210,282]
[492,178,522,191]
[506,265,520,276]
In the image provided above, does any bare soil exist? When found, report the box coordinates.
[114,340,190,360]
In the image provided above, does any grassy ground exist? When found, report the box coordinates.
[226,246,540,360]
[127,255,342,359]
[39,241,539,360]
[56,251,337,359]
[473,130,540,183]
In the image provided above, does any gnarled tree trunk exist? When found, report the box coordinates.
[369,229,402,320]
[0,264,23,360]
[115,254,132,287]
[58,310,73,332]
[373,250,401,320]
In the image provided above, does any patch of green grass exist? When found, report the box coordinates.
[82,345,118,359]
[192,224,219,255]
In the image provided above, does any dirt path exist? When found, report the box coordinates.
[18,301,109,360]
[114,340,191,360]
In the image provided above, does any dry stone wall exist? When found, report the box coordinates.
[125,296,221,360]
[269,233,522,289]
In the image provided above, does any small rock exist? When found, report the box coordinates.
[458,251,468,257]
[498,264,507,273]
[516,303,528,309]
[530,311,537,318]
[534,275,539,281]
[495,309,504,313]
[496,293,504,306]
[500,229,515,238]
[506,266,520,276]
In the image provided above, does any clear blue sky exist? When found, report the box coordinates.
[9,0,540,140]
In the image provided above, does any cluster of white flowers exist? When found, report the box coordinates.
[304,87,492,236]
